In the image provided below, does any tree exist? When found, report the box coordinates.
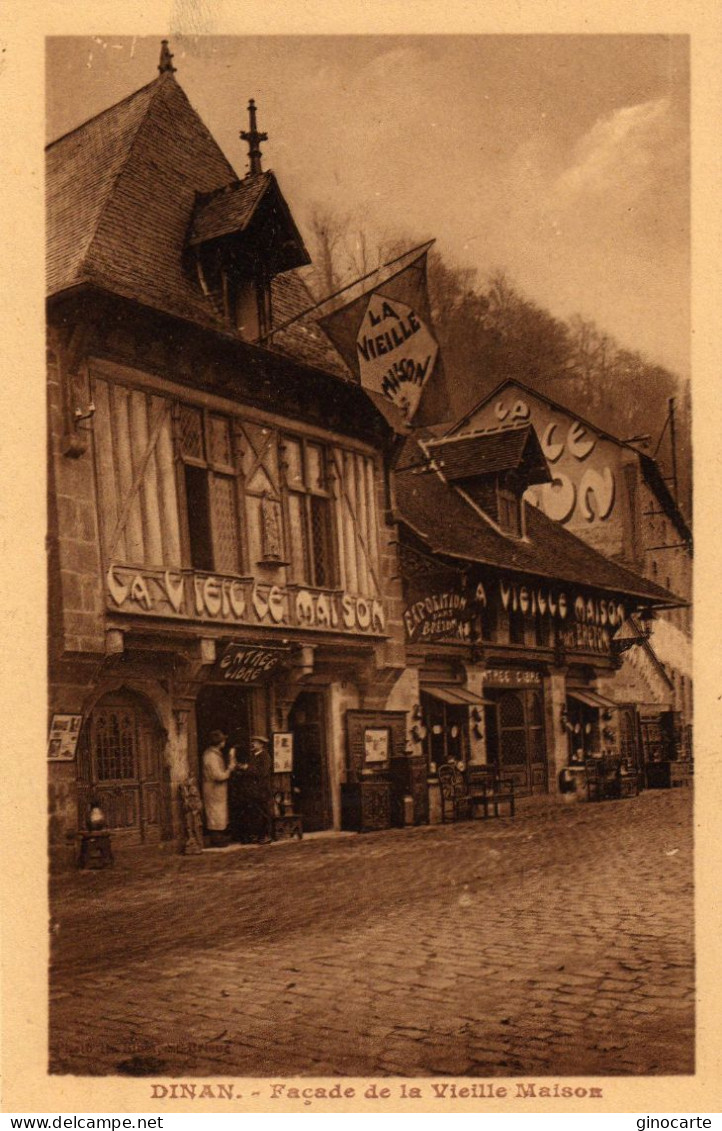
[297,203,691,517]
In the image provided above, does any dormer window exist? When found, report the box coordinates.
[231,275,272,340]
[426,424,550,540]
[498,479,523,537]
[186,105,310,342]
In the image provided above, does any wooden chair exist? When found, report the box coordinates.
[437,763,474,823]
[584,758,604,801]
[584,756,621,801]
[467,765,515,819]
[617,760,640,798]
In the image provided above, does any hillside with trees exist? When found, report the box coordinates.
[299,209,691,522]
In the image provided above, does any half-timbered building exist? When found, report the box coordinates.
[46,53,409,863]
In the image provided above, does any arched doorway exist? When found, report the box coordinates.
[486,688,548,795]
[78,689,169,844]
[289,691,331,831]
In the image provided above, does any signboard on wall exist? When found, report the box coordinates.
[47,714,82,760]
[482,670,542,689]
[460,384,623,545]
[403,588,473,644]
[106,565,387,637]
[272,732,294,773]
[346,710,407,779]
[364,728,390,764]
[215,643,289,683]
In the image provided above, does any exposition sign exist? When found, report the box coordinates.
[403,588,473,644]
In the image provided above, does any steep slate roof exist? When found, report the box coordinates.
[47,79,163,300]
[426,424,550,485]
[46,73,351,386]
[270,272,354,381]
[395,438,680,605]
[47,73,238,324]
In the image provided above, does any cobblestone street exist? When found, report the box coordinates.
[49,789,694,1079]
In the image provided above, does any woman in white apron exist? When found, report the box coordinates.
[202,729,236,847]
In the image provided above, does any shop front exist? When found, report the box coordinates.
[563,687,620,766]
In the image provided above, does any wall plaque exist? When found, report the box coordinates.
[47,714,82,760]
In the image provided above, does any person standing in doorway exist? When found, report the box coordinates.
[202,729,236,847]
[231,735,273,843]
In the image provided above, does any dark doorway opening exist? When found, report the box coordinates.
[289,691,331,832]
[196,685,253,760]
[196,684,254,840]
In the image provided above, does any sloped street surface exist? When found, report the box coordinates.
[49,789,694,1078]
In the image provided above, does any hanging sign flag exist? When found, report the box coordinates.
[318,247,451,427]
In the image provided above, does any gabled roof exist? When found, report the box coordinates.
[394,438,681,605]
[447,376,692,545]
[425,424,551,486]
[446,376,633,448]
[187,171,310,273]
[47,73,238,324]
[188,174,273,244]
[46,72,362,393]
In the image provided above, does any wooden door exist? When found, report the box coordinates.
[493,689,548,796]
[78,691,167,844]
[290,692,331,831]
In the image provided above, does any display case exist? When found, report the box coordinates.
[342,710,407,832]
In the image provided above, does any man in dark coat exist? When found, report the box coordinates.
[230,735,274,843]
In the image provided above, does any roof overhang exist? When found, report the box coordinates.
[187,173,311,274]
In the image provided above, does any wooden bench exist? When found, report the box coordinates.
[584,756,640,801]
[467,766,516,819]
[437,764,515,822]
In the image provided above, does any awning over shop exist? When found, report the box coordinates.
[567,689,617,711]
[423,686,495,707]
[637,702,674,719]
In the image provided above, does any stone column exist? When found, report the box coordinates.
[543,666,568,794]
[464,666,487,765]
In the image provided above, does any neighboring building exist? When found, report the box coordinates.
[393,428,681,810]
[46,55,410,864]
[445,379,693,762]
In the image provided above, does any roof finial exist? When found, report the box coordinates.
[158,39,177,75]
[240,99,268,177]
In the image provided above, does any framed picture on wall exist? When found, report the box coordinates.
[47,714,82,760]
[273,731,294,773]
[364,727,390,765]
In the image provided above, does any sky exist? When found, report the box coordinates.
[46,35,690,378]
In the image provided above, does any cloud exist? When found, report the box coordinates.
[552,97,678,207]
